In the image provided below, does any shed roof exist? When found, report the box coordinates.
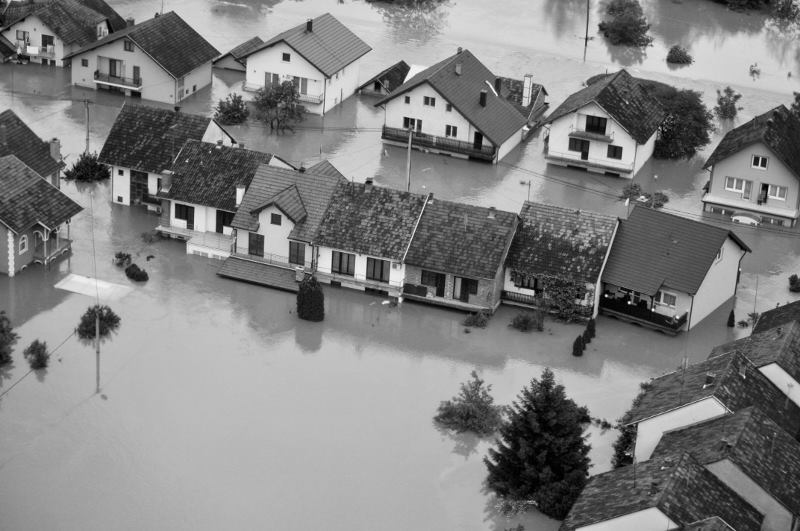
[358,60,410,92]
[213,36,264,65]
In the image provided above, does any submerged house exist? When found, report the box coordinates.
[0,109,63,188]
[212,36,264,72]
[358,60,410,96]
[754,299,800,332]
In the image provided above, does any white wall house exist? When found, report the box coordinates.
[315,246,406,296]
[235,205,313,269]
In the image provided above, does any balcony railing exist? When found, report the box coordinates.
[382,126,496,161]
[16,42,55,59]
[94,70,143,89]
[546,147,634,173]
[600,296,688,334]
[233,251,311,271]
[33,238,71,265]
[297,92,323,104]
[568,124,614,143]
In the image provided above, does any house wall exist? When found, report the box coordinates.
[633,130,657,175]
[2,15,65,64]
[689,237,745,330]
[316,246,405,291]
[496,130,523,163]
[634,398,728,462]
[601,282,692,325]
[593,221,620,318]
[705,459,792,531]
[405,265,500,310]
[256,206,295,260]
[202,122,236,146]
[177,62,213,102]
[170,201,227,234]
[246,42,326,114]
[1,227,11,275]
[322,57,362,114]
[576,507,677,531]
[384,83,475,144]
[760,363,800,408]
[2,227,37,276]
[110,166,163,206]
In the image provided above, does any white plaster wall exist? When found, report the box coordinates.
[2,15,65,64]
[170,202,214,232]
[577,507,677,531]
[760,363,800,408]
[650,287,692,322]
[257,206,294,259]
[202,122,235,146]
[633,130,657,175]
[111,165,131,205]
[316,247,404,288]
[246,42,325,112]
[496,130,523,162]
[236,229,250,254]
[635,398,728,462]
[690,237,745,329]
[177,63,213,102]
[384,82,475,143]
[323,57,363,113]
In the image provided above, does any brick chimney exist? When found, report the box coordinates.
[364,176,374,192]
[494,77,502,94]
[479,89,487,107]
[126,17,135,27]
[306,18,313,32]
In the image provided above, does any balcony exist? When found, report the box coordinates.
[231,251,312,271]
[382,126,496,162]
[599,296,688,335]
[16,42,55,59]
[545,147,634,174]
[94,70,143,90]
[297,92,323,104]
[33,238,71,266]
[568,124,614,143]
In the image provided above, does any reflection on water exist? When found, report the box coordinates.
[367,0,451,44]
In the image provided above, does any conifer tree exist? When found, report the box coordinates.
[0,310,19,366]
[297,275,325,322]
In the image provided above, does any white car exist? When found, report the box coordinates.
[731,213,760,226]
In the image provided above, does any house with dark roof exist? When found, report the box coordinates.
[155,140,293,259]
[0,109,63,188]
[600,206,750,334]
[0,0,125,66]
[212,36,264,72]
[560,452,763,531]
[652,407,800,531]
[402,196,519,311]
[0,155,82,276]
[100,103,235,208]
[64,12,219,104]
[503,201,618,318]
[544,69,664,178]
[754,299,800,333]
[709,320,800,408]
[702,105,800,227]
[218,160,346,292]
[624,351,800,462]
[314,179,428,297]
[240,13,371,115]
[374,48,547,164]
[358,60,410,96]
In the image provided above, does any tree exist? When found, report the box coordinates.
[771,0,799,22]
[586,318,596,339]
[23,340,49,370]
[77,305,121,341]
[434,370,506,436]
[611,381,652,468]
[714,86,743,119]
[666,45,692,65]
[789,92,800,121]
[598,0,653,47]
[648,85,714,159]
[572,335,585,357]
[252,81,305,132]
[213,92,249,125]
[484,368,591,519]
[64,152,110,181]
[0,311,19,366]
[297,275,324,322]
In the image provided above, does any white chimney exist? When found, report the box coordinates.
[49,137,61,163]
[160,170,173,192]
[522,74,533,107]
[455,62,462,76]
[236,184,245,206]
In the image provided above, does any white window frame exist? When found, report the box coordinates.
[767,184,787,200]
[655,290,677,308]
[445,125,457,138]
[751,155,768,170]
[724,177,745,193]
[423,96,436,107]
[18,234,28,255]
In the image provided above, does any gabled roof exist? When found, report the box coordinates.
[704,105,800,180]
[601,206,750,296]
[405,198,518,280]
[0,155,82,234]
[653,407,800,516]
[231,161,344,244]
[544,69,665,144]
[2,0,110,46]
[560,452,763,531]
[242,13,371,78]
[358,60,410,92]
[73,0,127,32]
[316,182,427,261]
[254,184,307,224]
[507,201,617,284]
[710,320,800,385]
[213,36,264,65]
[498,76,548,120]
[375,49,529,146]
[625,351,800,437]
[99,104,216,174]
[64,12,219,79]
[0,109,61,178]
[754,300,800,333]
[160,140,275,212]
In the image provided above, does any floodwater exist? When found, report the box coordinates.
[2,0,800,528]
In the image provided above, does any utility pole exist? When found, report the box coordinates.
[95,312,101,394]
[406,127,412,192]
[650,174,658,208]
[583,0,591,62]
[84,99,90,155]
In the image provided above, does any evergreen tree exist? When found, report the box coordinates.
[572,335,585,357]
[297,275,325,322]
[582,327,591,345]
[434,370,505,436]
[587,318,596,339]
[727,309,736,328]
[0,310,19,366]
[484,368,591,519]
[64,152,110,181]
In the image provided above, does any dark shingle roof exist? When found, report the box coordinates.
[217,256,299,292]
[507,202,617,284]
[544,69,665,144]
[754,300,800,333]
[602,206,750,296]
[499,76,547,120]
[232,162,345,244]
[653,407,800,516]
[74,0,127,32]
[561,452,763,531]
[704,105,800,180]
[160,140,275,211]
[2,0,109,46]
[358,60,410,92]
[405,199,518,280]
[710,320,800,385]
[679,517,736,531]
[316,182,427,261]
[0,109,61,178]
[64,12,219,79]
[0,155,82,233]
[375,49,529,146]
[99,104,215,174]
[625,351,800,438]
[243,13,371,77]
[214,36,264,65]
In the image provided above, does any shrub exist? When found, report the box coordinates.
[650,86,714,159]
[714,86,743,120]
[572,335,585,357]
[113,252,131,267]
[125,263,149,282]
[464,310,491,328]
[620,183,669,209]
[213,92,249,125]
[598,0,653,47]
[77,305,121,341]
[790,274,800,292]
[772,0,800,22]
[738,319,750,328]
[582,327,592,345]
[666,45,693,64]
[23,340,49,370]
[587,318,596,339]
[727,309,736,327]
[434,370,506,436]
[509,311,544,332]
[297,275,325,322]
[63,152,110,181]
[0,310,19,366]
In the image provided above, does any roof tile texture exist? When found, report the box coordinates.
[0,109,61,179]
[709,320,800,384]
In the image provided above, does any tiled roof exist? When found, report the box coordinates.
[679,517,736,531]
[704,105,800,180]
[64,12,219,79]
[405,198,518,280]
[601,206,750,296]
[99,104,214,174]
[0,155,82,234]
[507,201,617,284]
[710,320,800,385]
[74,0,127,32]
[625,351,800,437]
[375,49,529,146]
[0,33,16,58]
[653,406,800,516]
[561,452,763,531]
[499,76,547,120]
[255,184,307,224]
[217,256,298,292]
[243,13,371,77]
[544,69,665,144]
[161,140,274,212]
[316,182,427,261]
[214,36,264,64]
[358,60,410,92]
[0,109,61,178]
[755,300,800,332]
[3,0,108,46]
[231,163,344,244]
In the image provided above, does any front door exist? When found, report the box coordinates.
[248,232,264,257]
[473,132,483,150]
[130,170,148,204]
[759,183,769,204]
[453,276,477,302]
[109,59,122,78]
[743,180,752,200]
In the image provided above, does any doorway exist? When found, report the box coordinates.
[215,210,234,233]
[130,170,148,204]
[453,276,478,302]
[473,132,483,150]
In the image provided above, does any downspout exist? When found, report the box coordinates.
[322,75,328,117]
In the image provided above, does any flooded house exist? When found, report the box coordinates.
[753,299,800,332]
[0,109,63,188]
[212,36,264,72]
[358,60,410,96]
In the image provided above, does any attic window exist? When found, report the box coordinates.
[423,96,436,107]
[404,95,410,104]
[282,52,291,62]
[124,39,134,52]
[271,213,282,225]
[446,103,452,112]
[751,155,768,169]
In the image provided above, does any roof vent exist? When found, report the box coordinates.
[703,372,716,388]
[455,62,462,76]
[365,176,374,192]
[488,206,496,219]
[306,18,313,32]
[479,89,487,107]
[126,17,135,27]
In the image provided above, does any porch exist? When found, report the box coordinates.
[599,296,688,335]
[402,284,495,312]
[382,126,496,162]
[545,145,634,174]
[316,267,402,296]
[155,224,234,259]
[297,92,323,104]
[94,70,143,90]
[33,237,72,266]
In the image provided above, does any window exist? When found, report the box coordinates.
[421,270,440,287]
[446,103,452,112]
[768,184,787,200]
[289,241,305,265]
[292,76,308,95]
[117,169,124,176]
[423,96,436,107]
[174,204,192,220]
[282,52,290,62]
[512,272,538,290]
[568,138,589,152]
[81,58,89,67]
[655,291,677,307]
[751,155,768,169]
[331,251,355,276]
[124,39,134,52]
[607,145,623,160]
[404,95,410,104]
[271,213,282,225]
[366,257,390,283]
[402,117,421,132]
[445,125,458,138]
[248,232,264,257]
[585,115,607,135]
[724,177,747,193]
[18,234,28,255]
[16,30,29,42]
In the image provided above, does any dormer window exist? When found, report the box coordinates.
[751,155,768,169]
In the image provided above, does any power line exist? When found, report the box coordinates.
[0,330,76,401]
